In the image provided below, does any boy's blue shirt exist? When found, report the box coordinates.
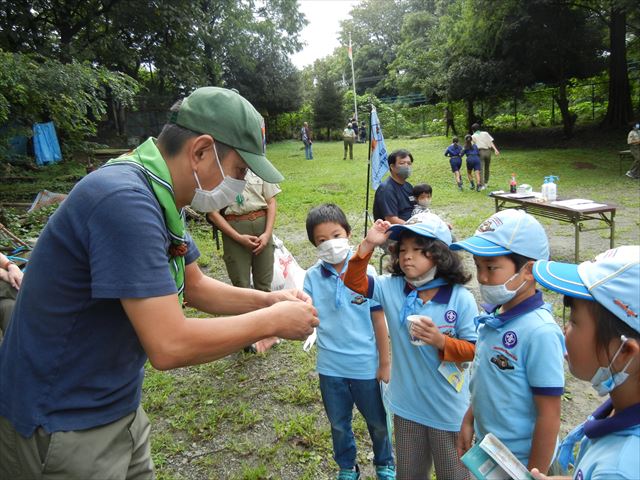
[366,274,478,431]
[470,291,565,466]
[303,254,382,379]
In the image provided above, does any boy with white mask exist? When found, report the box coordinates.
[303,204,395,480]
[451,209,564,474]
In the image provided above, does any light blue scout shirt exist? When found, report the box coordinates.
[471,291,565,465]
[366,274,478,431]
[304,257,382,379]
[571,400,640,480]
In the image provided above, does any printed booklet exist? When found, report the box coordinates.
[461,433,533,480]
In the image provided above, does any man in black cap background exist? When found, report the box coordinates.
[0,87,319,479]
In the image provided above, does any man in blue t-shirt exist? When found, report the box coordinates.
[0,88,319,479]
[372,149,416,224]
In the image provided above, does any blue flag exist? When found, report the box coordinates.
[370,106,388,189]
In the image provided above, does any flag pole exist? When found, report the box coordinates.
[364,102,373,237]
[349,33,358,124]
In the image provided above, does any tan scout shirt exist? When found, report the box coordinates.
[224,170,281,216]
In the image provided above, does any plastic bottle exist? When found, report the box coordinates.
[542,175,559,202]
[510,173,517,193]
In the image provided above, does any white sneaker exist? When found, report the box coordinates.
[625,171,639,179]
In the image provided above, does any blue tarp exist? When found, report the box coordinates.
[33,122,62,166]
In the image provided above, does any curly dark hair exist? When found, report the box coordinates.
[387,231,471,285]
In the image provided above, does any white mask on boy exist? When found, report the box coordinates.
[317,238,351,265]
[479,269,527,305]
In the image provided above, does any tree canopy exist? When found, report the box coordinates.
[313,0,639,134]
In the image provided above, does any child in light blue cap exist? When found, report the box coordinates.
[344,213,478,480]
[530,245,640,480]
[450,209,564,474]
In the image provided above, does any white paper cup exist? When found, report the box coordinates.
[407,315,429,346]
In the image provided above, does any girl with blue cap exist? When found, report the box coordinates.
[344,212,478,480]
[530,245,640,480]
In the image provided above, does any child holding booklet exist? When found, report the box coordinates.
[452,209,564,474]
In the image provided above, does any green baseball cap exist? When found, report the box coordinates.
[171,87,283,183]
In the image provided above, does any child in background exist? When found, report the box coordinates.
[445,137,464,191]
[303,204,395,480]
[411,184,432,216]
[451,209,564,473]
[530,246,640,480]
[344,212,477,480]
[462,134,481,192]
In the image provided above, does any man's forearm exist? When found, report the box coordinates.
[185,269,271,315]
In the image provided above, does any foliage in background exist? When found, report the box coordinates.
[0,50,139,158]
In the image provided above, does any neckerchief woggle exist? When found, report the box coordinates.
[102,138,187,304]
[400,277,449,326]
[474,311,504,330]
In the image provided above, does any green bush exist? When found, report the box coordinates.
[0,50,140,159]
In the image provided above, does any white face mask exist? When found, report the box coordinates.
[317,238,351,265]
[406,266,437,287]
[190,143,246,212]
[479,270,527,305]
[591,336,633,396]
[418,199,431,208]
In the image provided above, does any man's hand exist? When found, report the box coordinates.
[411,316,445,350]
[268,288,313,305]
[268,300,319,340]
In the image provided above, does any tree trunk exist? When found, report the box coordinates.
[553,83,577,138]
[466,98,475,134]
[602,6,632,128]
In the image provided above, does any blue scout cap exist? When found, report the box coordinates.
[387,212,452,246]
[450,209,549,260]
[533,246,640,332]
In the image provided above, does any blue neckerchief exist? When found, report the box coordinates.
[557,400,640,472]
[474,290,546,330]
[320,251,352,308]
[400,277,449,326]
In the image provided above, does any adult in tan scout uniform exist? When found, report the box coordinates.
[208,170,281,352]
[0,87,318,479]
[471,123,500,190]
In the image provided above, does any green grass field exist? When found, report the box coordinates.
[2,130,639,479]
[146,133,639,480]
